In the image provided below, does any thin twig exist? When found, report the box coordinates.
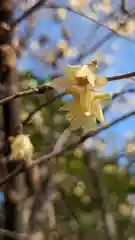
[72,12,131,63]
[12,0,48,28]
[0,72,134,106]
[0,84,52,105]
[0,109,135,187]
[23,88,135,126]
[21,109,135,171]
[13,2,135,44]
[46,3,135,44]
[20,85,135,128]
[107,72,135,81]
[23,92,65,125]
[104,88,135,113]
[0,228,27,239]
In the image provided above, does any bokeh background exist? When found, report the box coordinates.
[1,0,135,239]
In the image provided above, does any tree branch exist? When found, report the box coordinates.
[12,0,48,28]
[13,2,135,43]
[23,88,135,126]
[0,83,52,105]
[0,71,134,106]
[17,109,135,168]
[0,228,27,240]
[23,92,64,125]
[0,109,135,187]
[45,3,135,43]
[104,88,135,113]
[107,72,135,81]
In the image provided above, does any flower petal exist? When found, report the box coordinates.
[87,64,98,73]
[50,76,72,92]
[70,117,84,130]
[75,65,90,78]
[79,86,92,115]
[92,92,112,103]
[92,100,105,124]
[94,75,108,88]
[63,65,81,74]
[60,101,73,111]
[70,112,97,132]
[61,97,98,132]
[82,116,97,133]
[66,85,82,96]
[87,71,96,87]
[60,99,83,117]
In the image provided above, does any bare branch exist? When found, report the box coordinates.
[21,109,135,168]
[45,3,135,43]
[107,72,135,81]
[13,1,135,44]
[23,92,64,125]
[12,0,48,28]
[0,109,135,187]
[23,87,135,127]
[120,0,126,12]
[0,228,27,240]
[0,83,52,105]
[104,88,135,113]
[0,71,134,106]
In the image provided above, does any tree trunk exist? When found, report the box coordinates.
[0,1,25,239]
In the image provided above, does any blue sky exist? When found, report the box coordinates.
[15,1,135,166]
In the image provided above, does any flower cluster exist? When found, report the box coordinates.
[50,60,111,132]
[9,134,34,166]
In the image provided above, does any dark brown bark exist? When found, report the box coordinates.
[0,1,25,239]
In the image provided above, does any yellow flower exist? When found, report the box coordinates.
[61,88,111,125]
[60,97,97,132]
[50,61,111,131]
[9,134,34,166]
[73,85,111,117]
[50,61,107,92]
[63,60,107,88]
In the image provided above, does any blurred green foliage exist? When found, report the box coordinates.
[1,71,135,239]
